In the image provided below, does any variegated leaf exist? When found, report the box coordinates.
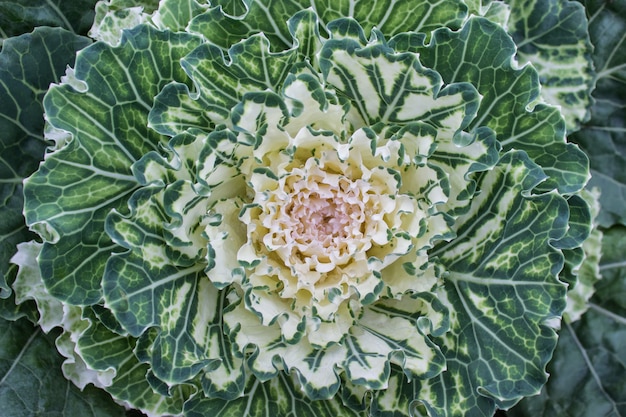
[0,27,90,301]
[23,25,202,304]
[78,318,192,416]
[411,16,590,195]
[407,151,571,417]
[507,0,594,132]
[184,371,367,417]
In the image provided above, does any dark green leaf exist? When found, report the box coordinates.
[417,17,589,195]
[23,25,202,305]
[0,27,91,299]
[0,316,127,417]
[0,0,98,40]
[400,151,570,417]
[510,226,626,417]
[507,0,594,132]
[191,0,468,51]
[571,0,626,227]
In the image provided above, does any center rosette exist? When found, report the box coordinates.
[255,160,385,277]
[233,126,425,346]
[266,161,380,270]
[197,88,457,393]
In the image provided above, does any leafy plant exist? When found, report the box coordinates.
[0,1,623,417]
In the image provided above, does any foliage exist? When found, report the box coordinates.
[0,1,622,417]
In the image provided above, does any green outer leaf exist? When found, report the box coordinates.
[0,317,127,417]
[78,318,192,416]
[184,372,367,417]
[314,0,468,37]
[104,252,204,343]
[23,25,202,305]
[0,27,91,300]
[515,313,626,417]
[192,0,467,51]
[571,0,626,227]
[510,226,626,417]
[404,151,569,417]
[412,16,590,195]
[0,0,98,40]
[507,0,594,132]
[103,251,245,391]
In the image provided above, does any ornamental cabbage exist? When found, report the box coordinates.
[2,1,602,417]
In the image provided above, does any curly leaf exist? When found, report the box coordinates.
[151,33,296,135]
[103,136,246,396]
[77,318,192,417]
[89,0,207,45]
[184,372,367,417]
[150,8,323,137]
[507,0,594,132]
[11,3,598,417]
[6,223,192,414]
[312,0,468,37]
[510,226,626,417]
[349,296,447,385]
[225,292,446,401]
[401,151,570,417]
[10,241,64,332]
[104,219,245,397]
[0,317,127,417]
[563,188,602,322]
[104,253,218,379]
[413,16,590,195]
[23,25,202,305]
[571,0,626,227]
[192,0,467,51]
[319,22,479,127]
[9,240,118,391]
[0,27,91,299]
[153,0,208,31]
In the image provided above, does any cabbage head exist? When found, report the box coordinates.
[9,1,595,416]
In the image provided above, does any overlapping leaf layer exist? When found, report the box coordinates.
[7,1,594,417]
